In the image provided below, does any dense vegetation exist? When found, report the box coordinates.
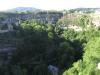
[63,37,100,75]
[0,13,100,75]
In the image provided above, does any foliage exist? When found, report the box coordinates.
[57,14,92,31]
[63,37,100,75]
[62,29,77,40]
[76,14,91,28]
[5,20,82,75]
[1,16,100,75]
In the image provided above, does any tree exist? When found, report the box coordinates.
[76,14,91,29]
[63,37,100,75]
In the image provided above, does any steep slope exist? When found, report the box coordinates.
[0,32,17,64]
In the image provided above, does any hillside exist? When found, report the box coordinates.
[5,7,41,13]
[69,8,100,13]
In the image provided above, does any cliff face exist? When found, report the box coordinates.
[0,12,63,24]
[0,12,63,31]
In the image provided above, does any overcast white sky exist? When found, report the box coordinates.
[0,0,100,11]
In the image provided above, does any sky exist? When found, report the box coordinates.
[0,0,100,11]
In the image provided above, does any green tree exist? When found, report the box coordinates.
[63,37,100,75]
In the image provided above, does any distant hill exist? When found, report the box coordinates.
[69,8,100,13]
[5,7,42,13]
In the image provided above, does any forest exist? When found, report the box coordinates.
[0,13,100,75]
